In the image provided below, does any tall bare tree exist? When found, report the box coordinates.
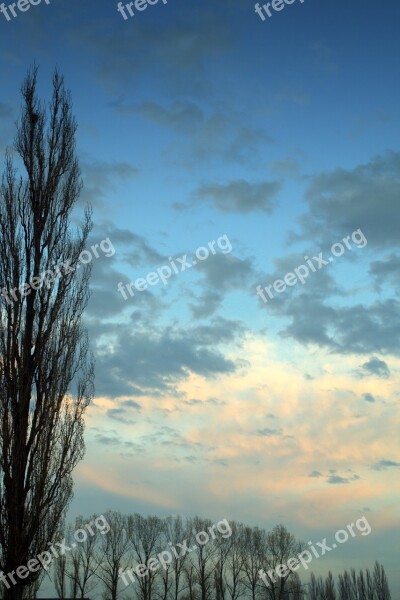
[65,516,100,599]
[190,517,218,600]
[242,525,265,600]
[0,67,94,600]
[259,524,304,600]
[373,562,391,600]
[96,511,129,600]
[127,513,164,600]
[223,522,245,600]
[160,515,192,600]
[324,571,336,600]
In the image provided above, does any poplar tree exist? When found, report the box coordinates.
[0,66,94,600]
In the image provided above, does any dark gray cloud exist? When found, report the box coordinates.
[127,100,203,132]
[188,252,256,319]
[106,399,142,424]
[308,470,323,478]
[362,393,375,403]
[106,408,136,424]
[80,159,139,207]
[370,253,400,291]
[123,400,142,409]
[308,470,360,484]
[192,179,280,214]
[256,252,341,304]
[89,427,145,452]
[371,459,400,471]
[255,428,283,437]
[292,150,400,250]
[254,151,400,358]
[263,287,400,356]
[327,475,349,485]
[124,100,272,167]
[360,357,391,379]
[182,399,203,406]
[93,318,243,398]
[95,222,164,266]
[66,8,232,99]
[191,317,246,345]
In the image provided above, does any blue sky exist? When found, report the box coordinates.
[1,0,399,595]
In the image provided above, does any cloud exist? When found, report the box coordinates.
[94,433,120,446]
[129,100,204,132]
[183,398,203,406]
[93,319,243,398]
[362,393,375,403]
[255,428,283,437]
[115,100,272,166]
[106,408,136,424]
[273,296,400,357]
[327,475,349,485]
[370,253,400,291]
[80,159,139,207]
[188,253,256,318]
[123,400,142,409]
[292,150,400,250]
[66,10,233,97]
[308,470,323,478]
[371,459,400,471]
[98,222,164,266]
[360,357,390,379]
[192,179,280,214]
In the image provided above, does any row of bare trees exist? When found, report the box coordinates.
[308,562,391,600]
[49,512,304,600]
[44,512,390,600]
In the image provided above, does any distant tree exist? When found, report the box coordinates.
[324,571,336,600]
[163,515,192,600]
[338,570,353,600]
[351,568,361,600]
[259,524,304,600]
[0,66,93,600]
[283,572,304,599]
[357,569,368,600]
[241,525,266,600]
[308,573,320,600]
[373,562,391,600]
[96,511,129,600]
[183,557,198,600]
[127,514,164,600]
[364,568,375,600]
[190,517,218,600]
[65,516,100,599]
[223,522,246,600]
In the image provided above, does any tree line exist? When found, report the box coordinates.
[38,512,390,600]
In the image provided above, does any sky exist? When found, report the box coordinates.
[0,0,400,595]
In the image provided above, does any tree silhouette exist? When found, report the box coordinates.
[0,66,93,600]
